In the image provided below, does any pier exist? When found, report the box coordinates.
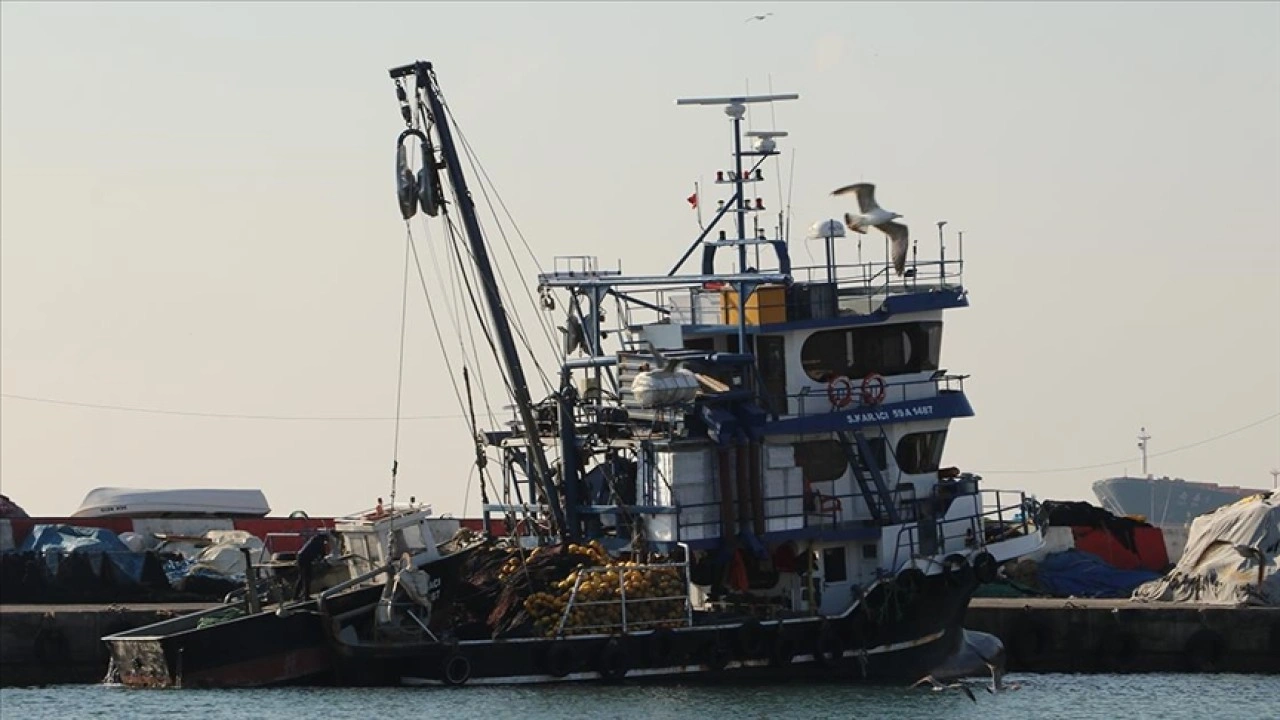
[0,603,215,686]
[964,598,1280,674]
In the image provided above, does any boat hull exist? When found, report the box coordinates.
[105,586,382,688]
[331,572,974,687]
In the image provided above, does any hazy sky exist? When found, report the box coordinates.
[2,2,1277,518]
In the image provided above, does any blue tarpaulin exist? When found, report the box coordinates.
[16,524,145,584]
[1037,549,1162,599]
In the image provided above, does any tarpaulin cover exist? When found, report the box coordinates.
[15,523,145,583]
[1036,549,1162,599]
[1134,491,1279,606]
[1070,525,1169,572]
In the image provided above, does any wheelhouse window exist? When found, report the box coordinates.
[800,321,942,381]
[793,440,847,484]
[896,430,948,474]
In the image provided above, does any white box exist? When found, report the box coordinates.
[766,518,788,533]
[764,499,787,518]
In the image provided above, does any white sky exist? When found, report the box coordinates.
[2,2,1278,517]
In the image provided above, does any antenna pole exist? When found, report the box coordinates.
[1137,427,1151,477]
[1271,468,1279,490]
[410,61,569,538]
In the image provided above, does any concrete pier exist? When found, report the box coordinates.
[965,598,1280,674]
[0,603,215,686]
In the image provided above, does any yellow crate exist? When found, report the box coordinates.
[720,284,787,326]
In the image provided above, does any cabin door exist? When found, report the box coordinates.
[817,545,854,615]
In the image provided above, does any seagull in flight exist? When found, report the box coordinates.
[911,675,977,702]
[831,182,909,276]
[745,13,773,22]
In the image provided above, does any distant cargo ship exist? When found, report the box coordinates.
[1092,474,1263,527]
[1090,429,1271,562]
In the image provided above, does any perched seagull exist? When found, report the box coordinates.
[745,12,773,22]
[831,182,909,275]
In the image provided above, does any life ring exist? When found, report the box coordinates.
[860,373,887,406]
[545,641,576,678]
[598,638,630,682]
[942,554,974,587]
[827,376,855,409]
[1183,629,1225,673]
[733,619,767,659]
[972,552,999,584]
[441,652,472,686]
[645,627,677,667]
[813,621,844,666]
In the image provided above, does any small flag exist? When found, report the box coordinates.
[687,191,698,209]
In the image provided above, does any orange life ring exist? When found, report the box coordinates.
[827,376,854,408]
[860,373,886,406]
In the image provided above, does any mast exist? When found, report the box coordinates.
[1137,427,1151,478]
[393,61,567,536]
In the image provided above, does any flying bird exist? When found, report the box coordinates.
[911,675,977,702]
[832,182,909,276]
[745,13,773,22]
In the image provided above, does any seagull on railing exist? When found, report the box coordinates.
[832,182,909,276]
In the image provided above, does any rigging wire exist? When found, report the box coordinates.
[389,232,413,504]
[0,392,473,421]
[455,131,561,353]
[445,104,557,393]
[405,224,481,441]
[427,93,553,399]
[975,412,1280,475]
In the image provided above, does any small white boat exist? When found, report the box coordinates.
[71,487,271,518]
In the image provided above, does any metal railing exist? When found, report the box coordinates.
[783,373,966,419]
[887,489,1036,574]
[553,553,694,636]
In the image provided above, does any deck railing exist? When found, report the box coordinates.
[887,489,1036,573]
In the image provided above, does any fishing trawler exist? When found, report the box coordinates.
[315,60,1045,687]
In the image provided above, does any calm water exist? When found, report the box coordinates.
[2,676,1278,720]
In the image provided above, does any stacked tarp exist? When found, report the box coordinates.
[1036,549,1162,598]
[1134,492,1278,607]
[18,523,145,584]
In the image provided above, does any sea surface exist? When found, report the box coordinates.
[2,675,1278,720]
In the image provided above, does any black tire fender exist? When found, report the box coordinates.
[942,554,974,587]
[441,652,471,686]
[770,628,797,668]
[972,552,999,584]
[733,619,767,659]
[598,638,629,682]
[645,627,677,667]
[545,641,575,678]
[813,620,844,666]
